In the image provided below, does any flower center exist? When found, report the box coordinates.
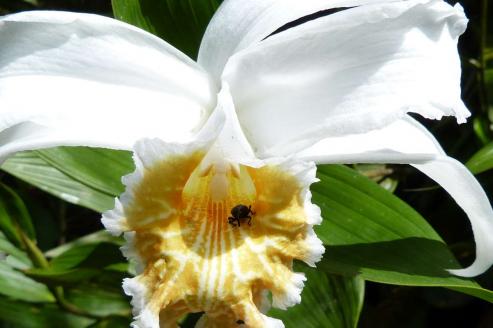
[112,142,323,327]
[182,160,256,233]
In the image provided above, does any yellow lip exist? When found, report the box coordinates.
[110,144,322,327]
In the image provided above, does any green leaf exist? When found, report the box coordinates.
[87,317,131,328]
[0,297,95,328]
[313,165,493,303]
[0,178,36,248]
[466,141,493,174]
[0,196,22,247]
[66,285,131,317]
[49,242,125,271]
[111,0,222,59]
[0,231,32,269]
[26,267,101,285]
[25,242,125,285]
[472,116,491,145]
[270,264,364,328]
[45,230,124,258]
[0,182,36,240]
[21,0,39,6]
[91,270,129,290]
[0,262,54,302]
[486,68,493,113]
[2,151,115,212]
[36,147,133,196]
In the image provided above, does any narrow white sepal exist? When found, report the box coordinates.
[413,157,493,277]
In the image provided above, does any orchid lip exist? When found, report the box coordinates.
[102,137,324,327]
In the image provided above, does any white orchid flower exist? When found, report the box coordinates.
[0,0,491,327]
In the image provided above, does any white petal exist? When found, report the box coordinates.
[223,0,468,157]
[198,0,403,79]
[413,158,493,277]
[0,11,216,161]
[297,117,493,277]
[295,116,444,163]
[210,84,256,166]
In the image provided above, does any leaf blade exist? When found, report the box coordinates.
[466,141,493,174]
[2,151,116,212]
[0,262,54,303]
[270,264,365,328]
[313,165,493,303]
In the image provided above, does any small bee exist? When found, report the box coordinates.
[228,204,254,227]
[236,319,245,325]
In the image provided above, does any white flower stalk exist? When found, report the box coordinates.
[0,0,491,327]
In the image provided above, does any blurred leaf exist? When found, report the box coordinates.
[111,0,222,58]
[26,242,126,285]
[25,267,100,285]
[2,151,115,212]
[105,262,130,273]
[353,164,397,192]
[486,68,493,112]
[66,285,131,317]
[88,316,131,328]
[92,270,129,290]
[466,141,493,174]
[0,197,22,247]
[0,0,37,11]
[36,147,133,196]
[45,230,124,258]
[0,262,54,302]
[21,0,39,5]
[49,242,124,271]
[0,297,95,328]
[5,254,31,270]
[270,264,364,328]
[0,232,32,269]
[314,165,493,303]
[0,182,36,240]
[473,117,491,145]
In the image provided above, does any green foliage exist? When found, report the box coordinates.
[467,141,493,174]
[26,241,126,286]
[87,316,130,328]
[0,262,54,303]
[0,298,95,328]
[111,0,222,59]
[2,151,118,212]
[0,232,32,269]
[36,148,133,197]
[270,266,365,328]
[65,285,131,318]
[0,183,35,238]
[314,165,493,302]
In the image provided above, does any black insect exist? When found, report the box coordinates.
[236,319,245,325]
[228,204,254,227]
